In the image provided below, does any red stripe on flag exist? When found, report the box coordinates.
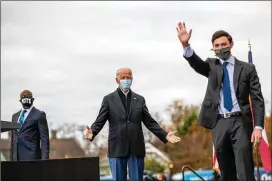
[259,136,272,173]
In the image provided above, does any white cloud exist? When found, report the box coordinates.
[1,1,271,138]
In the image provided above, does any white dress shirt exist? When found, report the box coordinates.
[17,106,34,124]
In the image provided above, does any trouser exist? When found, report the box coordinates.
[212,116,255,181]
[109,156,144,181]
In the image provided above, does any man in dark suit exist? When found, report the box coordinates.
[84,67,181,181]
[10,89,50,161]
[176,22,265,181]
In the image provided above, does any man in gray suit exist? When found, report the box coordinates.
[10,89,49,161]
[84,67,181,181]
[176,22,265,181]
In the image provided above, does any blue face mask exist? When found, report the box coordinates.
[119,80,132,92]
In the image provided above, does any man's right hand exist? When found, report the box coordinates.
[83,126,93,140]
[176,22,192,48]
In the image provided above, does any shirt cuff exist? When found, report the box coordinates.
[254,126,263,130]
[183,46,194,58]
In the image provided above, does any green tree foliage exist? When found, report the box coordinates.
[177,111,198,136]
[165,100,198,126]
[144,158,165,173]
[152,99,213,173]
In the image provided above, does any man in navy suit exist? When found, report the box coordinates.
[10,89,50,161]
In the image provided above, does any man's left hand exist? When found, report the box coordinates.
[166,131,181,143]
[251,129,262,149]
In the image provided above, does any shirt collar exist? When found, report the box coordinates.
[22,105,34,113]
[117,87,130,97]
[121,89,130,97]
[220,55,235,65]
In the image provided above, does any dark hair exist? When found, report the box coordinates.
[211,30,233,44]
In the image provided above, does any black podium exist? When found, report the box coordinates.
[1,157,100,181]
[1,121,20,133]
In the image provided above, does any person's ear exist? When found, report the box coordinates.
[230,41,234,49]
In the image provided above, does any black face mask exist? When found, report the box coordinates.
[20,97,34,109]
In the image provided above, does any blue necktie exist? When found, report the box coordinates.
[18,110,27,132]
[222,62,233,112]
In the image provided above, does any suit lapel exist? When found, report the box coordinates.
[21,107,36,130]
[216,59,223,86]
[233,58,242,93]
[13,111,21,123]
[128,91,138,119]
[112,91,126,117]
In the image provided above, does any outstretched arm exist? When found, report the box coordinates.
[89,96,109,141]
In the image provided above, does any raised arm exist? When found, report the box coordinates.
[176,22,210,77]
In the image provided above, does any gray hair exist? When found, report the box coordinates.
[116,67,133,79]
